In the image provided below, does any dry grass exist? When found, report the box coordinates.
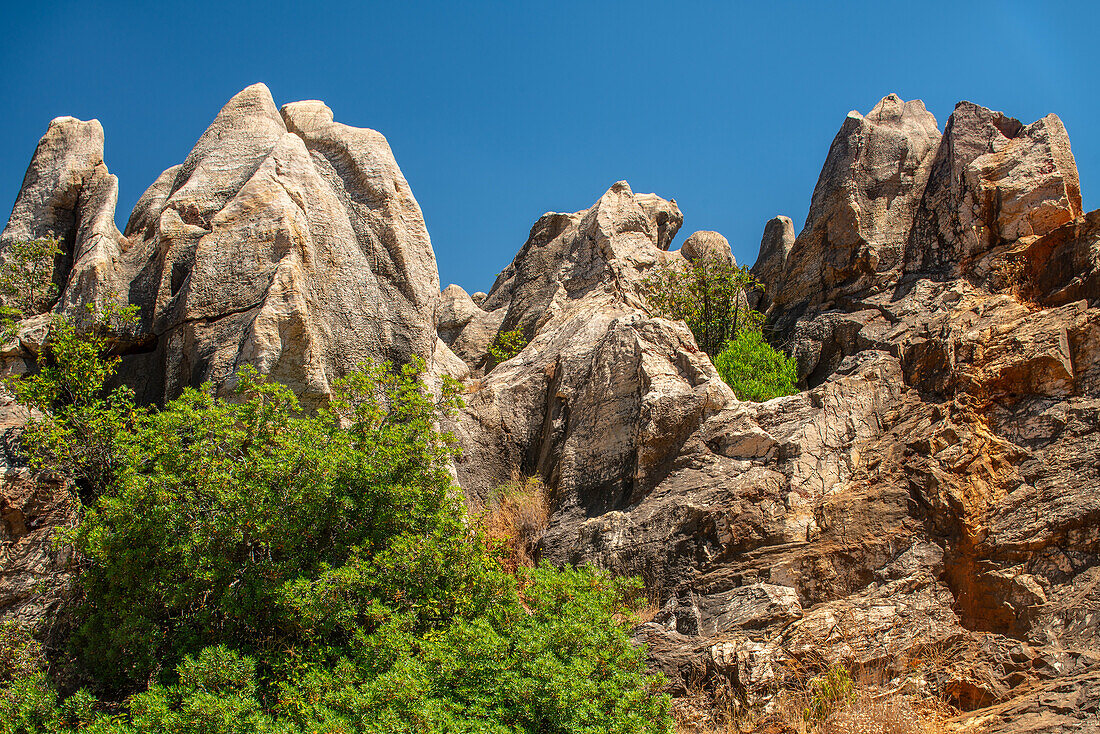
[817,692,928,734]
[479,473,549,570]
[672,655,967,734]
[671,677,751,734]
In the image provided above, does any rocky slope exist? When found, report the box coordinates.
[2,87,1099,731]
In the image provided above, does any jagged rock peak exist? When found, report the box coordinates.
[908,100,1082,273]
[2,83,440,406]
[749,215,794,311]
[767,93,941,330]
[0,116,109,302]
[479,181,682,341]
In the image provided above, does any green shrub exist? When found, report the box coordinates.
[6,303,139,502]
[488,327,527,365]
[713,329,797,402]
[0,317,671,732]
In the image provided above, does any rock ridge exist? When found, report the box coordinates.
[3,89,1100,730]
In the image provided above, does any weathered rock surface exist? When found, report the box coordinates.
[767,94,941,335]
[446,95,1100,730]
[2,84,440,407]
[680,230,734,266]
[748,215,794,311]
[909,102,1082,277]
[4,89,1100,731]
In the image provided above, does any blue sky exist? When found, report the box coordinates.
[2,1,1096,293]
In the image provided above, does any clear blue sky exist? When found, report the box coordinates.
[2,1,1096,293]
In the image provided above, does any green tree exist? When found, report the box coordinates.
[0,338,671,732]
[642,253,762,357]
[0,237,61,328]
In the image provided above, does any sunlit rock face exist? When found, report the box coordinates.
[4,89,1100,729]
[2,83,439,407]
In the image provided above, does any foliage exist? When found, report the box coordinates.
[0,328,671,732]
[488,327,528,365]
[642,253,762,357]
[712,329,798,402]
[0,236,140,501]
[803,665,855,723]
[0,621,44,683]
[70,358,467,692]
[6,303,140,502]
[0,238,61,332]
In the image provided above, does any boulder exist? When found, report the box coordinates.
[680,230,734,266]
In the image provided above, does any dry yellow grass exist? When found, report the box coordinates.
[479,474,550,571]
[672,657,966,734]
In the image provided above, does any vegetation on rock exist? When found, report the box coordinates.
[642,253,761,357]
[713,329,797,402]
[0,237,60,327]
[0,244,672,734]
[643,253,796,401]
[487,327,528,365]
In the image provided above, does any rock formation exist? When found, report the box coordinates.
[748,215,794,311]
[2,83,439,406]
[680,230,735,266]
[2,88,1099,731]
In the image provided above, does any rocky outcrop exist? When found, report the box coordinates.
[767,94,941,335]
[680,230,734,266]
[446,95,1100,729]
[436,283,503,370]
[3,88,1100,731]
[908,103,1082,278]
[0,84,442,633]
[1,84,440,406]
[748,215,794,312]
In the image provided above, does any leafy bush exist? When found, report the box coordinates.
[0,621,44,682]
[0,237,61,327]
[642,253,761,357]
[488,327,527,365]
[713,329,797,402]
[6,302,139,502]
[0,304,671,732]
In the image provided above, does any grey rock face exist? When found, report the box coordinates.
[1,84,440,406]
[5,88,1100,730]
[749,215,794,311]
[769,94,941,334]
